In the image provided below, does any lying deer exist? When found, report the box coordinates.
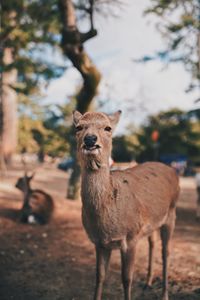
[73,110,179,300]
[15,173,54,225]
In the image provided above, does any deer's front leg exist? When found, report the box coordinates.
[94,245,111,300]
[121,241,136,300]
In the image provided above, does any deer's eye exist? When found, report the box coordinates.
[75,125,83,132]
[104,126,112,132]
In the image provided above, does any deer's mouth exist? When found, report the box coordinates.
[82,144,101,154]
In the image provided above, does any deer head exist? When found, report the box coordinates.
[73,110,121,170]
[15,172,35,192]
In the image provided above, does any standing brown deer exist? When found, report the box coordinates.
[15,173,54,225]
[73,110,179,300]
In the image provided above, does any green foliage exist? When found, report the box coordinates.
[18,115,47,153]
[1,0,65,95]
[144,0,200,91]
[18,96,72,157]
[112,135,137,162]
[1,0,120,161]
[135,108,200,163]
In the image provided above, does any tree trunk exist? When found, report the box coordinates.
[0,47,18,171]
[58,0,101,199]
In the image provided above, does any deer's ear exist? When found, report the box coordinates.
[73,110,83,126]
[108,110,122,130]
[29,172,35,180]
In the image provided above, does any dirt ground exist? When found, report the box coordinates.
[0,163,200,300]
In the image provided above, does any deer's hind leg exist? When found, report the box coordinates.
[160,209,176,300]
[146,231,156,287]
[196,187,200,220]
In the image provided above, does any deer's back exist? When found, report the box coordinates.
[30,189,53,210]
[22,189,54,224]
[111,162,179,234]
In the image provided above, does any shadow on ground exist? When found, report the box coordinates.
[0,168,199,300]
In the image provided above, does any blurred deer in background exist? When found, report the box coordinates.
[73,110,179,300]
[15,172,54,225]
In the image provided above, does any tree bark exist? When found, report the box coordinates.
[0,47,18,170]
[58,0,101,199]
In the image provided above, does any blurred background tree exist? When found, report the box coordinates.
[143,0,200,96]
[0,0,65,168]
[134,108,200,165]
[1,0,122,198]
[58,0,122,199]
[112,135,138,162]
[18,96,72,160]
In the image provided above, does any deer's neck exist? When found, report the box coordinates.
[23,185,32,204]
[81,165,111,208]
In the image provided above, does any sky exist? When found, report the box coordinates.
[44,0,199,134]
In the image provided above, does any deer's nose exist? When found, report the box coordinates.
[84,134,97,147]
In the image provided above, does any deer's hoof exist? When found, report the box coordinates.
[143,283,153,290]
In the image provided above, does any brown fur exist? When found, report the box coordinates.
[73,110,179,300]
[197,187,200,219]
[15,174,54,225]
[196,174,200,220]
